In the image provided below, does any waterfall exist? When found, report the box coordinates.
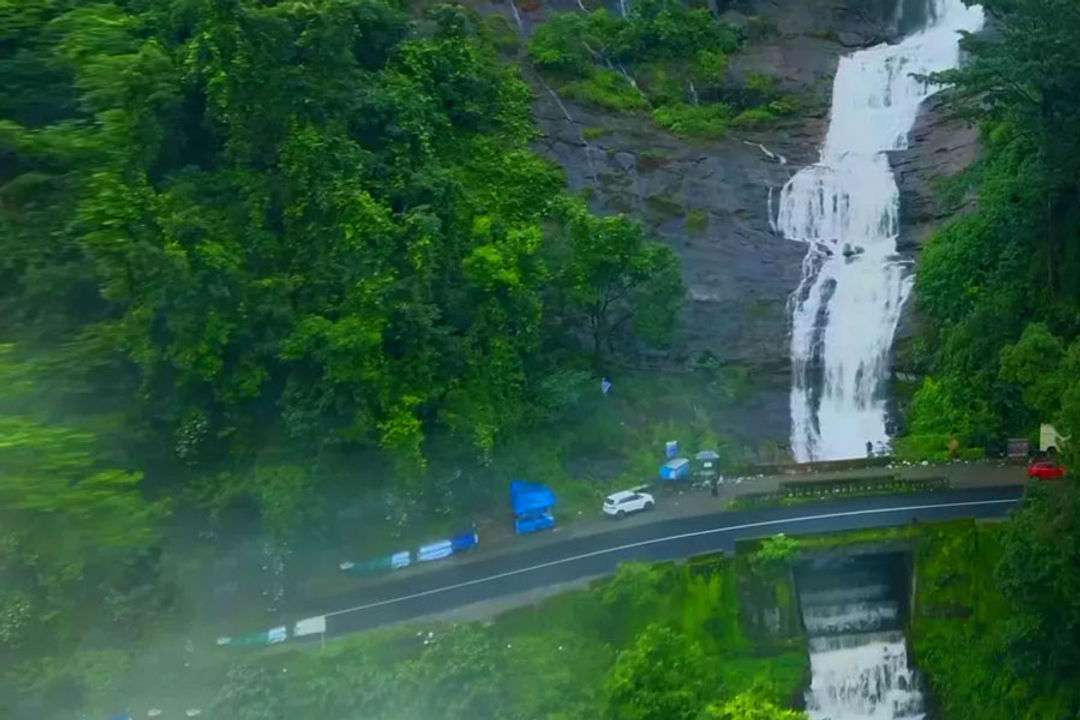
[799,556,924,720]
[806,631,926,720]
[780,0,984,462]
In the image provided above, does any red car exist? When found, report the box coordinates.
[1027,461,1066,480]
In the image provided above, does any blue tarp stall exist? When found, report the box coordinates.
[511,480,556,534]
[660,457,690,481]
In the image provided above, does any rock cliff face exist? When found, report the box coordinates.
[493,0,976,445]
[888,95,979,381]
[892,95,979,253]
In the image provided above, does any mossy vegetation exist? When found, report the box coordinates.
[118,559,809,720]
[646,191,686,221]
[562,69,651,112]
[653,102,732,138]
[528,0,797,138]
[687,208,709,234]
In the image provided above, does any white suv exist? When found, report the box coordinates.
[603,490,655,518]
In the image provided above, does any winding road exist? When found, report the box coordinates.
[306,485,1024,638]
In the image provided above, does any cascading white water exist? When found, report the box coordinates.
[780,0,984,462]
[806,631,926,720]
[799,560,925,720]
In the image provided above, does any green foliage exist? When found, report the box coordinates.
[174,558,806,720]
[687,208,709,234]
[528,1,792,137]
[731,96,799,128]
[529,1,739,74]
[891,433,953,462]
[554,197,685,361]
[997,483,1080,686]
[911,501,1080,719]
[911,0,1080,453]
[0,0,685,469]
[0,1,692,714]
[999,322,1069,420]
[750,534,799,575]
[0,415,162,717]
[606,623,711,720]
[702,691,807,720]
[562,69,651,112]
[654,102,731,137]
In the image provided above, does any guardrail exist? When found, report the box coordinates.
[729,475,949,510]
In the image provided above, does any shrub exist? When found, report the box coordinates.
[732,107,778,128]
[652,102,731,138]
[892,433,953,461]
[750,533,799,575]
[562,70,650,112]
[687,208,708,234]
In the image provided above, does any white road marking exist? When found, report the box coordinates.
[324,498,1017,619]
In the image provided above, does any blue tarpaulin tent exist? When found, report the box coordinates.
[511,480,556,534]
[660,457,690,480]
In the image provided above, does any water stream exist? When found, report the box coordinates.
[799,554,924,720]
[779,0,984,462]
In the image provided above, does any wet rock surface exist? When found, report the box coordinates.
[892,95,980,252]
[891,96,980,370]
[489,0,976,445]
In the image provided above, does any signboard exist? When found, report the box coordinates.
[1007,438,1029,458]
[294,616,327,637]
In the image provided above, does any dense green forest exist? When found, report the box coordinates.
[911,483,1080,719]
[4,0,1080,717]
[901,2,1080,712]
[0,0,686,713]
[907,0,1080,456]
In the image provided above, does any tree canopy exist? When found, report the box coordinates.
[910,0,1080,454]
[0,0,683,470]
[0,0,685,712]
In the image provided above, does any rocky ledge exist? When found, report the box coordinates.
[489,0,978,444]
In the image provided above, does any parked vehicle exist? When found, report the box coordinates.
[603,490,655,518]
[1027,460,1066,480]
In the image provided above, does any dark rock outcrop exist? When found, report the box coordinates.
[518,0,892,445]
[889,95,980,383]
[891,95,980,252]
[491,0,978,445]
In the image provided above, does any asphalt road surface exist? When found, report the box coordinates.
[315,485,1024,638]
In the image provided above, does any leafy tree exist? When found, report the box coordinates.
[401,625,512,720]
[1,0,683,473]
[0,412,162,709]
[999,323,1069,421]
[997,482,1080,689]
[606,623,711,720]
[555,198,684,363]
[911,0,1080,449]
[213,665,287,720]
[750,534,799,575]
[700,692,807,720]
